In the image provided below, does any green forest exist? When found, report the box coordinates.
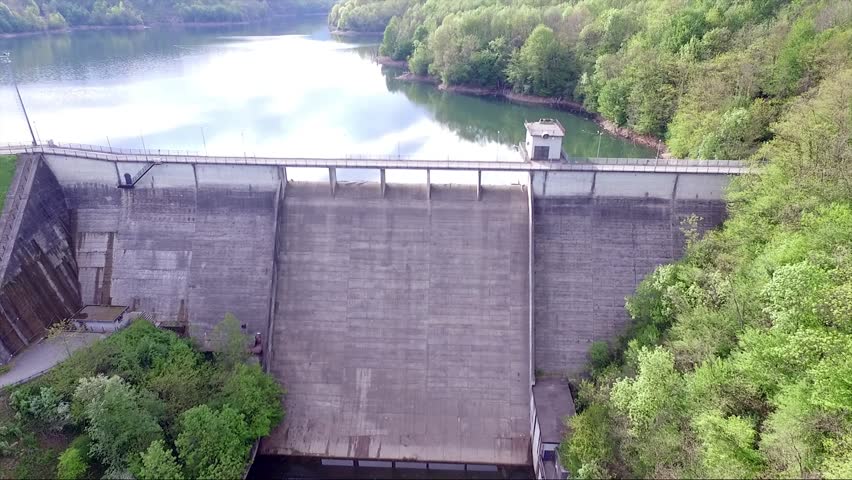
[334,0,851,160]
[562,66,851,478]
[0,317,283,479]
[0,0,332,34]
[332,0,852,477]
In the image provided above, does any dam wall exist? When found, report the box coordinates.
[0,151,733,469]
[0,155,80,362]
[531,172,729,376]
[44,156,281,339]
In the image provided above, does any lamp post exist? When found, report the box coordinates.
[1,52,37,146]
[596,130,603,158]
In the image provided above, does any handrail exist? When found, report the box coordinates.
[0,143,748,174]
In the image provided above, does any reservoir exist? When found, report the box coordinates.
[0,16,653,160]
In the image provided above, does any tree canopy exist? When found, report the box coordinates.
[2,318,284,479]
[360,0,852,159]
[560,66,852,478]
[0,0,335,33]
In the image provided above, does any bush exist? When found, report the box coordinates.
[73,375,163,470]
[588,341,611,373]
[138,440,184,480]
[219,363,284,439]
[57,447,88,480]
[9,386,71,430]
[176,405,250,479]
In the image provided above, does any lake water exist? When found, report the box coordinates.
[0,16,653,161]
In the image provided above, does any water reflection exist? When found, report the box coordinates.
[0,16,653,159]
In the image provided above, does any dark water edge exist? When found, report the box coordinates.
[249,456,534,480]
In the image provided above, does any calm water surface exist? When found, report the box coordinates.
[0,17,653,161]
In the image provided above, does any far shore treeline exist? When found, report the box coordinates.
[0,0,333,34]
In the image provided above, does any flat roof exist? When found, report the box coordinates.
[525,119,565,138]
[72,305,128,323]
[533,378,575,444]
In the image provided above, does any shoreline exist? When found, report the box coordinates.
[330,29,384,37]
[388,61,667,155]
[0,12,329,38]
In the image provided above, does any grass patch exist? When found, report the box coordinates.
[0,155,18,213]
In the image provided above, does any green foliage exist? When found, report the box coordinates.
[4,318,284,480]
[219,363,284,439]
[587,341,611,374]
[9,386,71,430]
[0,155,16,213]
[329,0,407,32]
[211,313,250,371]
[611,347,683,434]
[350,0,852,157]
[507,24,575,96]
[73,374,163,470]
[559,403,613,476]
[56,446,88,480]
[562,57,852,478]
[176,405,250,479]
[138,440,184,480]
[694,412,763,478]
[0,0,332,33]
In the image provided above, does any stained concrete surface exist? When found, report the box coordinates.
[262,183,531,466]
[48,158,281,338]
[0,156,80,361]
[533,197,727,376]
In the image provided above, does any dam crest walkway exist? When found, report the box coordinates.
[1,143,747,174]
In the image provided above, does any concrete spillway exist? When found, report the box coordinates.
[0,153,732,468]
[262,183,530,464]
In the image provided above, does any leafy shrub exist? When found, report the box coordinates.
[138,440,184,480]
[9,386,71,430]
[57,446,88,480]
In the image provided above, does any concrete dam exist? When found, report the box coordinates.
[0,145,740,473]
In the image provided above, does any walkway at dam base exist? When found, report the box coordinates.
[0,146,741,479]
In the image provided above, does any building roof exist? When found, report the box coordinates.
[72,305,128,323]
[525,119,565,138]
[533,377,576,444]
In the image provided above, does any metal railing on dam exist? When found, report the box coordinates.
[0,142,747,175]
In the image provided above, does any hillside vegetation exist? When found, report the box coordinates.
[562,65,851,478]
[0,0,332,34]
[0,317,283,479]
[338,0,851,160]
[0,155,16,213]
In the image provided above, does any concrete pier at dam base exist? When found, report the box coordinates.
[0,149,736,472]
